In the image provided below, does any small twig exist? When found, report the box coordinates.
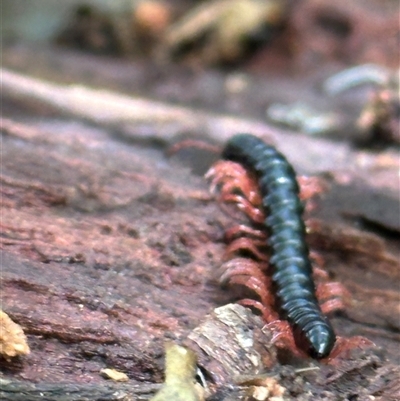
[1,68,275,145]
[295,366,320,374]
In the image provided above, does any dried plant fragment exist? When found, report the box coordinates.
[0,310,30,360]
[237,374,286,400]
[161,0,286,64]
[150,342,203,401]
[100,368,129,382]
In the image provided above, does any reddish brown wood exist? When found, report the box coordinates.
[1,38,399,400]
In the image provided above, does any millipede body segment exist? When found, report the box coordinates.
[221,133,336,358]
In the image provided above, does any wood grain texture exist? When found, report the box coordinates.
[1,45,399,400]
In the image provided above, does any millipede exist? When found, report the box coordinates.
[207,133,370,359]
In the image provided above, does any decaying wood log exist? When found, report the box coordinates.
[0,378,159,401]
[1,50,399,400]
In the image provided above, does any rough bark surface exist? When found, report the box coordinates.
[1,42,399,400]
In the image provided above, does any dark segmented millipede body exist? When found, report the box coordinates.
[221,133,335,358]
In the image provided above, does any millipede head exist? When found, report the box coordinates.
[304,323,336,359]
